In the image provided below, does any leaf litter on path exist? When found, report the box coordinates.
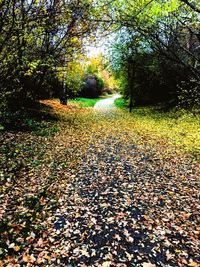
[0,105,199,266]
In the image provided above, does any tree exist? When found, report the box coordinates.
[1,0,199,110]
[0,0,106,108]
[107,0,200,108]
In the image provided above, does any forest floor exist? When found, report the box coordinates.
[0,98,199,266]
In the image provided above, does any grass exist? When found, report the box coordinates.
[115,98,128,109]
[115,98,200,157]
[69,94,115,108]
[69,97,101,107]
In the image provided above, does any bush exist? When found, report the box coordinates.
[80,74,104,98]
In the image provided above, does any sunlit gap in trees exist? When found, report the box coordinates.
[86,44,106,58]
[85,33,115,58]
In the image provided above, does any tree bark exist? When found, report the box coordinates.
[60,57,67,105]
[128,59,135,113]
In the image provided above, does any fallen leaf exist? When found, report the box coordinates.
[188,259,199,267]
[142,263,156,267]
[23,254,36,263]
[102,261,112,267]
[14,245,20,252]
[115,234,121,241]
[8,243,15,249]
[43,255,51,261]
[166,251,174,260]
[91,217,97,224]
[37,238,44,247]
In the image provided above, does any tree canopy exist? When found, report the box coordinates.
[0,0,199,109]
[105,0,200,108]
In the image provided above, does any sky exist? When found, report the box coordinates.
[86,44,106,57]
[85,33,113,58]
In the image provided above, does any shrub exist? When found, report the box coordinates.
[80,74,104,98]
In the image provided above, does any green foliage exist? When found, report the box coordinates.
[58,60,86,98]
[0,0,199,109]
[107,0,200,109]
[108,26,199,107]
[81,55,118,98]
[70,97,100,107]
[0,0,105,108]
[114,98,127,109]
[96,75,105,91]
[0,124,4,132]
[0,107,60,137]
[87,64,98,74]
[33,125,60,137]
[67,75,83,97]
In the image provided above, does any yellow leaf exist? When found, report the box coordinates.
[75,212,81,218]
[14,245,20,252]
[44,255,51,261]
[188,259,199,267]
[175,249,182,253]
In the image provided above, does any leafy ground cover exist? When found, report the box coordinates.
[114,98,127,109]
[115,98,200,158]
[0,99,199,266]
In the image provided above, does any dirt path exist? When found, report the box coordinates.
[47,133,199,266]
[94,94,121,110]
[0,105,199,266]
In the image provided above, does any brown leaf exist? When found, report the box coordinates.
[143,215,149,221]
[182,213,191,220]
[37,238,44,247]
[22,254,36,263]
[114,234,121,241]
[166,251,174,261]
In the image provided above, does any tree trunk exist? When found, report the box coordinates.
[129,91,134,112]
[60,57,68,105]
[128,59,135,112]
[60,83,67,105]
